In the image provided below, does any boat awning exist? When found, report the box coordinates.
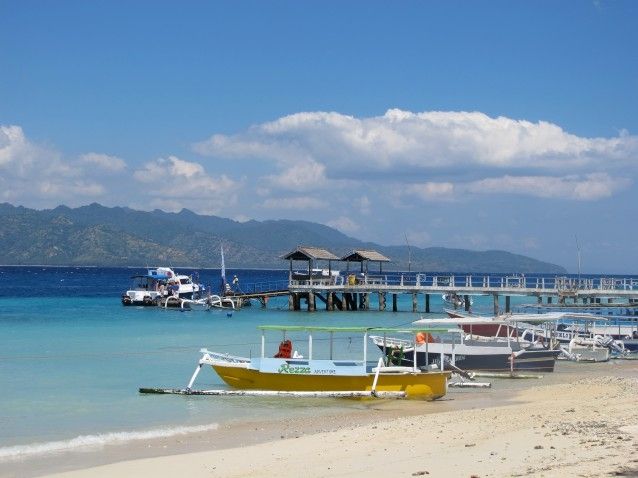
[281,246,340,262]
[257,325,453,334]
[502,312,608,323]
[413,317,507,326]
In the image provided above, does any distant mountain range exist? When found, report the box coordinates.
[0,203,567,273]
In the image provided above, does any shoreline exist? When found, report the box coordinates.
[3,360,637,478]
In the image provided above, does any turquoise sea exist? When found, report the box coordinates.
[0,266,635,461]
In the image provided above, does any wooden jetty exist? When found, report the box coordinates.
[280,246,638,314]
[227,245,638,314]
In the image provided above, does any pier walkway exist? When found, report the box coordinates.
[287,273,638,314]
[232,273,638,314]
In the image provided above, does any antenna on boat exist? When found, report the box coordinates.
[575,234,581,288]
[404,232,412,273]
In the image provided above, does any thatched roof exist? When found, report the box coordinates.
[340,249,391,263]
[281,246,340,261]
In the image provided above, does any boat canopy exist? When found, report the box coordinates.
[257,325,453,334]
[147,273,170,280]
[413,317,508,326]
[501,312,607,323]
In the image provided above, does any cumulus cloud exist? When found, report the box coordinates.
[80,152,126,172]
[194,109,638,178]
[401,173,630,201]
[326,216,360,234]
[464,173,630,200]
[133,156,238,214]
[1,125,54,174]
[0,125,108,204]
[261,196,327,210]
[405,182,456,201]
[264,159,328,191]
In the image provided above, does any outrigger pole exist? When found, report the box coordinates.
[139,388,406,398]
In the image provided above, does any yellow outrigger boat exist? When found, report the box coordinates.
[171,325,453,400]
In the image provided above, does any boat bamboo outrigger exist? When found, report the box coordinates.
[140,325,454,399]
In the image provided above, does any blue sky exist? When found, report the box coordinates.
[1,1,637,273]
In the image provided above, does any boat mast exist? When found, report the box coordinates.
[404,232,412,273]
[575,234,581,288]
[220,245,227,294]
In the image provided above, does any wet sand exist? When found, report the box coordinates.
[3,360,638,478]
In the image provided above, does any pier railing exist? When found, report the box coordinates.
[238,279,290,294]
[288,274,638,293]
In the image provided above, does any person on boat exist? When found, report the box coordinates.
[232,275,239,291]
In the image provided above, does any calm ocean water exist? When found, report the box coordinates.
[0,266,635,460]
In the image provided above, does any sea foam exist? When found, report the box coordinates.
[0,423,219,461]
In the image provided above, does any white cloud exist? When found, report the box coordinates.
[400,173,630,201]
[0,125,109,204]
[194,109,638,176]
[326,216,360,234]
[264,159,328,191]
[464,173,630,200]
[405,182,456,200]
[357,195,371,215]
[80,152,126,172]
[1,125,53,174]
[133,156,239,214]
[261,196,327,210]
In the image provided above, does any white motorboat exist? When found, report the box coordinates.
[121,267,202,306]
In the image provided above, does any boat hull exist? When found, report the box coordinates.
[211,364,450,399]
[379,346,560,372]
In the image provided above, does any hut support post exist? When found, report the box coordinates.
[412,293,417,313]
[425,293,430,313]
[308,292,315,312]
[493,294,499,315]
[505,296,511,313]
[392,294,397,312]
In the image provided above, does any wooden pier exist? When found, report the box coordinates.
[280,246,638,314]
[230,246,638,314]
[287,273,638,314]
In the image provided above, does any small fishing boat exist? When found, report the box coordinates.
[445,309,628,361]
[561,336,611,362]
[187,294,238,310]
[371,317,561,373]
[148,326,452,399]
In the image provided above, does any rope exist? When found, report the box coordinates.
[0,336,361,361]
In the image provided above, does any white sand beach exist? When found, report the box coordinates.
[7,360,627,478]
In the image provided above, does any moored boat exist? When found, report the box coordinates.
[184,325,452,399]
[371,317,561,373]
[121,267,202,306]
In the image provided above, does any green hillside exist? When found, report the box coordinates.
[0,203,566,273]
